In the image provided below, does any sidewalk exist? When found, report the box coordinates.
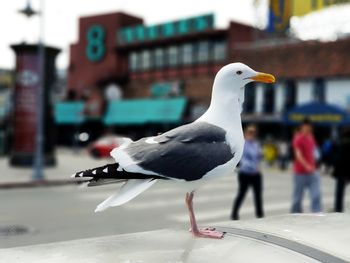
[0,148,109,189]
[0,149,324,189]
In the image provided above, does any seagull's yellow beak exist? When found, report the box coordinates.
[250,72,275,83]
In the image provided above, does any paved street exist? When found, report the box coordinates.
[0,149,349,248]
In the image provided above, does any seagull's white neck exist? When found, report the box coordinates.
[197,85,243,131]
[197,81,245,157]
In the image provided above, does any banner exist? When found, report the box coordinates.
[267,0,350,33]
[293,0,350,17]
[267,0,292,33]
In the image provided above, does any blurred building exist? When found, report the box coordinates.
[0,69,12,119]
[233,38,350,138]
[66,11,350,140]
[0,69,13,154]
[67,12,267,132]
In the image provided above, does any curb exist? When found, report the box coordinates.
[0,179,79,190]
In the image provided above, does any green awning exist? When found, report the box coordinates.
[104,97,187,125]
[54,101,85,124]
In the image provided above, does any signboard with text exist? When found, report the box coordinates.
[284,102,350,126]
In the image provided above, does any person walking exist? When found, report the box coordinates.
[231,125,264,220]
[321,137,335,174]
[291,119,322,213]
[333,127,350,212]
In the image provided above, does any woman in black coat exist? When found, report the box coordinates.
[333,127,350,212]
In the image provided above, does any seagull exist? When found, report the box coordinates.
[72,62,275,239]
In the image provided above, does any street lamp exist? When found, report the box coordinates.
[18,0,39,18]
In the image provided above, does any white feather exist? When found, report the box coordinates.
[111,139,160,176]
[94,179,157,212]
[145,137,159,144]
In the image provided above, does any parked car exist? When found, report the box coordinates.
[1,213,349,262]
[88,135,123,158]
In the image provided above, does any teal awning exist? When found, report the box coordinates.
[104,97,187,125]
[54,102,85,124]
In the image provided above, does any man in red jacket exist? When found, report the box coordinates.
[291,119,322,213]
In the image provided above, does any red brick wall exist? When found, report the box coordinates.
[230,38,350,79]
[68,12,143,96]
[125,67,217,105]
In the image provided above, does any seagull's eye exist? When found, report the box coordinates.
[236,71,242,75]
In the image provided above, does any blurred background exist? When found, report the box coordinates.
[1,0,350,248]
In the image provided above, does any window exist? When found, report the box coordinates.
[284,80,296,111]
[162,23,175,37]
[182,43,193,65]
[129,52,140,71]
[135,26,145,41]
[243,83,256,113]
[144,40,225,69]
[177,20,189,34]
[263,84,275,114]
[196,41,209,63]
[122,28,134,43]
[213,41,226,62]
[141,50,152,70]
[154,48,165,69]
[147,25,158,40]
[313,78,325,102]
[195,16,209,31]
[167,46,179,67]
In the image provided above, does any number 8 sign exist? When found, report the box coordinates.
[86,25,106,62]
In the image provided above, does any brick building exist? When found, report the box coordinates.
[68,12,266,120]
[67,11,350,139]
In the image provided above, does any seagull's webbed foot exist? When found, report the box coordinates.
[190,227,225,239]
[185,191,225,239]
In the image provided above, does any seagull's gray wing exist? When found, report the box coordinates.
[124,122,235,181]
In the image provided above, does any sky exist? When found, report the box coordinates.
[1,1,350,70]
[0,0,267,70]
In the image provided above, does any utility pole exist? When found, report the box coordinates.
[33,0,45,181]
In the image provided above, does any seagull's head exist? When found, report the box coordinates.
[214,62,276,94]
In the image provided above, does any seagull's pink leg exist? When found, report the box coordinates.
[185,191,224,239]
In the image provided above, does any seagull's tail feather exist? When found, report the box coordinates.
[71,163,165,211]
[71,163,164,183]
[95,179,157,212]
[71,163,121,181]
